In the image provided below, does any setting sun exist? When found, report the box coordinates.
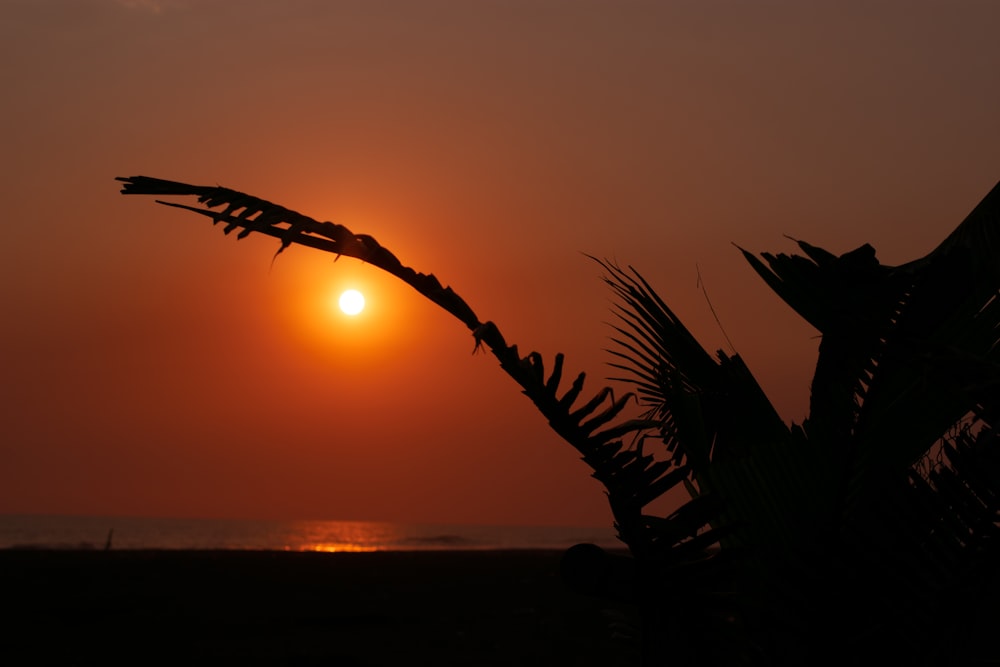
[338,289,365,316]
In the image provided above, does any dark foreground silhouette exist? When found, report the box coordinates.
[1,549,638,666]
[118,176,1000,666]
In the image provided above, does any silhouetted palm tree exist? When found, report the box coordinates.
[118,175,1000,666]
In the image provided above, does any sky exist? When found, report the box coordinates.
[2,0,999,528]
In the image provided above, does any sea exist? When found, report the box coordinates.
[0,514,622,552]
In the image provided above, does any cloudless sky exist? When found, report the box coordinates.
[2,0,999,527]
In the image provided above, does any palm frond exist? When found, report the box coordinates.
[117,175,717,560]
[736,180,1000,523]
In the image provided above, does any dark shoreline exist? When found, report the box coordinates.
[2,549,639,666]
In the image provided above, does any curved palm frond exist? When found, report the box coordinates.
[115,176,714,560]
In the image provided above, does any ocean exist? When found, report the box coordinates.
[0,514,622,552]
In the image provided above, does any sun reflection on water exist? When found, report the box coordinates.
[285,520,401,552]
[302,542,380,553]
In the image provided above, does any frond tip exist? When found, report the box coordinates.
[117,175,483,330]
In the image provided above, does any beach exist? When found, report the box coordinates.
[2,549,640,666]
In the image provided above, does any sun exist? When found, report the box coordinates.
[338,289,365,316]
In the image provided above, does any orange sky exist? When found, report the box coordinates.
[2,0,999,527]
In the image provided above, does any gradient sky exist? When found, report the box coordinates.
[3,0,999,527]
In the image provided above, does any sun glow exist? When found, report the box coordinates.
[338,289,365,315]
[279,256,424,366]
